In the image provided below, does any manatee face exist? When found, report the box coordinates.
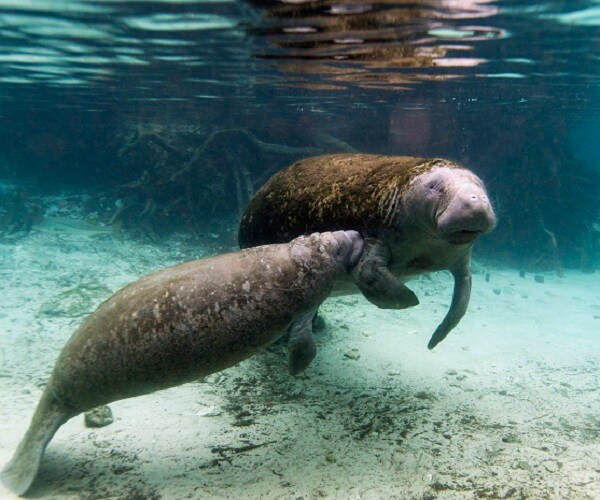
[322,230,365,267]
[296,230,364,268]
[406,166,496,245]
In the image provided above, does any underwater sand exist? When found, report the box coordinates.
[1,223,600,499]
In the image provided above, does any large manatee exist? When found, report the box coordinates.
[239,154,496,363]
[1,231,364,496]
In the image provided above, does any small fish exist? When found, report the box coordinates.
[32,217,121,238]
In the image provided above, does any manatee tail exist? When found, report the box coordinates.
[1,386,72,496]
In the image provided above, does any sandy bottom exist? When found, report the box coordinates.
[1,226,600,499]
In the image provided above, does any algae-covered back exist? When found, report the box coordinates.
[239,154,462,245]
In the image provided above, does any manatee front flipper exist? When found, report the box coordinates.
[288,309,319,376]
[428,255,472,349]
[312,313,325,331]
[353,238,419,309]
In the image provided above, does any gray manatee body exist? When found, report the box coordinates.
[1,230,364,496]
[239,154,496,358]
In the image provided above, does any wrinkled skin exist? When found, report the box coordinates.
[384,166,495,347]
[1,231,364,496]
[239,154,496,361]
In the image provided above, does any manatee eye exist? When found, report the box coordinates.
[426,182,440,195]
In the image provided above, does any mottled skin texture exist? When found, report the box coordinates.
[239,153,496,353]
[1,231,364,496]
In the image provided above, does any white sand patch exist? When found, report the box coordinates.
[1,231,599,498]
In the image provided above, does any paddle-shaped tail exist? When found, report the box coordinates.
[1,387,72,496]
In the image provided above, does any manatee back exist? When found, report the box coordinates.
[48,244,333,411]
[238,153,447,247]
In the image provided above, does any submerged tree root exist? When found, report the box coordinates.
[112,127,352,239]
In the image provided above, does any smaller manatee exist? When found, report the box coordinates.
[1,230,364,496]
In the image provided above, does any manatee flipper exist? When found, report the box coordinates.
[428,255,472,349]
[311,313,325,331]
[353,238,419,309]
[288,309,318,376]
[1,387,73,495]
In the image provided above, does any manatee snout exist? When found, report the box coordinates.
[325,230,365,268]
[437,184,496,245]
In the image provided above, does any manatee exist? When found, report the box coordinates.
[1,230,364,496]
[239,153,496,360]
